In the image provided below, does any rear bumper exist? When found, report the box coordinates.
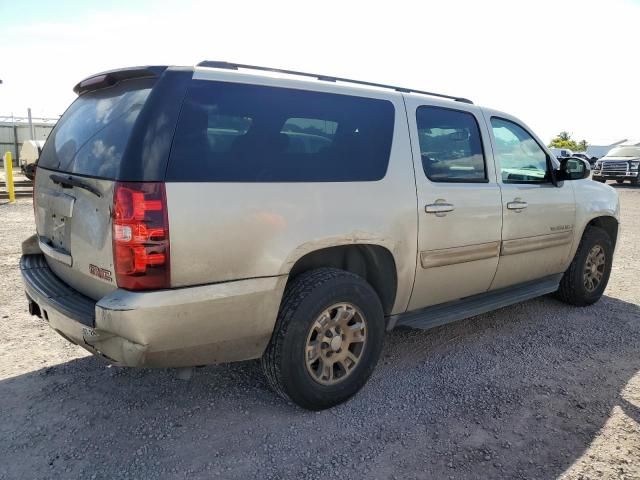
[21,253,286,367]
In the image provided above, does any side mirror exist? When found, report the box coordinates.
[557,157,590,181]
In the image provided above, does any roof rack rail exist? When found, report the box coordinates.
[197,60,473,104]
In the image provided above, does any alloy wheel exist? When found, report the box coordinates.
[304,303,367,385]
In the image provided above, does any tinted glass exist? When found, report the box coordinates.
[281,118,338,154]
[491,118,549,183]
[38,79,154,178]
[166,81,395,182]
[416,106,486,182]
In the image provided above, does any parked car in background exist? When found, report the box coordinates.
[550,149,597,167]
[20,62,620,410]
[571,152,598,166]
[550,147,574,159]
[592,146,640,184]
[19,140,44,180]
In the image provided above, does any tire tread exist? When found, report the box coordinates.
[556,226,611,306]
[261,268,364,404]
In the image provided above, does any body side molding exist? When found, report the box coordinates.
[501,231,573,256]
[419,232,573,269]
[420,241,501,268]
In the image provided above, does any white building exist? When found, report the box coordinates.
[0,115,57,166]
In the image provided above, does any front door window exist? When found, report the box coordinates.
[491,118,549,184]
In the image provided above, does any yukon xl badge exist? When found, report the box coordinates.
[89,264,113,283]
[550,224,573,232]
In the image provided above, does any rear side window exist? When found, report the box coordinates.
[166,81,395,182]
[38,79,154,178]
[281,118,338,154]
[416,106,486,182]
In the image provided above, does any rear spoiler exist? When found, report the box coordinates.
[73,66,168,95]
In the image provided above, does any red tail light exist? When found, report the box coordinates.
[112,182,170,290]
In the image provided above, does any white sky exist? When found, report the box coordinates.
[1,0,639,144]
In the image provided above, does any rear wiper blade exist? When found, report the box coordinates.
[49,173,102,198]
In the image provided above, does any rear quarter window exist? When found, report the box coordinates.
[166,81,395,182]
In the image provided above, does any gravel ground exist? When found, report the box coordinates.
[1,186,639,480]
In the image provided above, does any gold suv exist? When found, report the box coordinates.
[21,62,619,410]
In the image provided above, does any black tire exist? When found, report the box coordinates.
[556,227,613,306]
[631,176,639,185]
[262,268,385,410]
[616,179,625,184]
[593,178,606,183]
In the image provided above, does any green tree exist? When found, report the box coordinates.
[548,131,585,151]
[577,139,588,152]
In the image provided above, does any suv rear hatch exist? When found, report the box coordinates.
[34,66,190,300]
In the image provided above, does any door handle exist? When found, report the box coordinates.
[507,200,528,211]
[38,238,73,267]
[425,202,455,215]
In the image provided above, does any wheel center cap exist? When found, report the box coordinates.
[330,336,342,352]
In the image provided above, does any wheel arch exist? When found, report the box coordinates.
[585,215,619,249]
[287,244,398,316]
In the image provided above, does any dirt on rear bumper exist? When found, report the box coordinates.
[20,248,286,367]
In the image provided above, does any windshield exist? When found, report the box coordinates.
[38,78,154,178]
[605,147,640,158]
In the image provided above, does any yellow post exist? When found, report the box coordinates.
[3,151,16,203]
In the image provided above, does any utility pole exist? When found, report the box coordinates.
[27,108,35,140]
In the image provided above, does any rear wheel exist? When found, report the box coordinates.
[556,227,613,306]
[616,179,625,184]
[262,268,385,410]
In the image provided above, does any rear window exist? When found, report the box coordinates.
[166,81,395,182]
[38,78,154,178]
[416,106,486,182]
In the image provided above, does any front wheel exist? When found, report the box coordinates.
[616,179,625,184]
[556,227,613,306]
[262,268,385,410]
